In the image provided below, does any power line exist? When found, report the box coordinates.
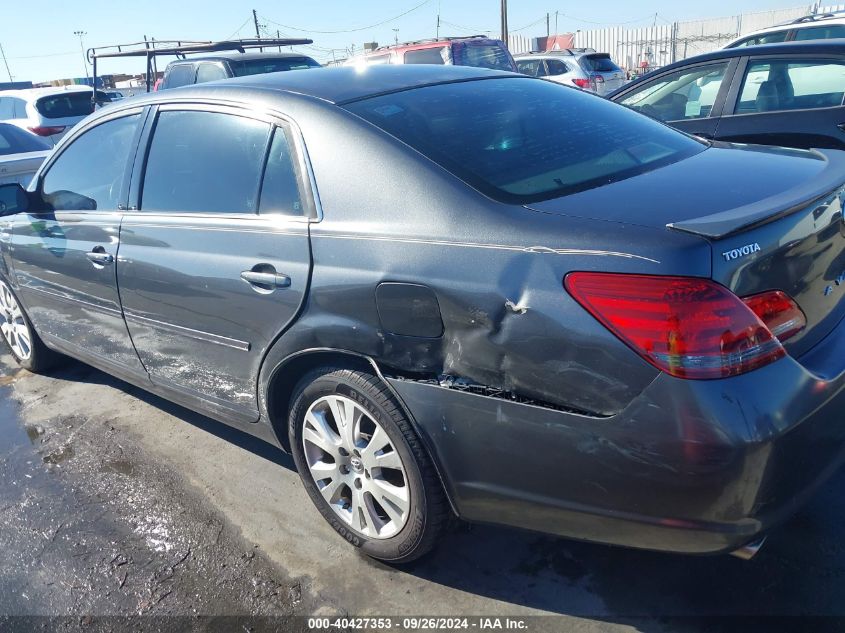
[559,12,656,26]
[511,15,546,32]
[261,0,434,34]
[438,19,489,34]
[226,17,252,40]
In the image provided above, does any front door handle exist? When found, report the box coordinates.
[86,249,114,266]
[240,270,291,289]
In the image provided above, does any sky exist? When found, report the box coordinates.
[0,0,814,83]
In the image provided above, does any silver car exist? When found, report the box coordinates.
[515,50,626,95]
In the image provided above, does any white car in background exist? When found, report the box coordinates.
[0,86,108,147]
[514,50,626,96]
[0,123,50,187]
[725,11,845,47]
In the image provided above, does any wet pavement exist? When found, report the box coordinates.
[1,349,845,631]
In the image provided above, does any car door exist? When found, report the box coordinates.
[613,59,737,139]
[117,105,313,421]
[8,108,146,374]
[715,55,845,150]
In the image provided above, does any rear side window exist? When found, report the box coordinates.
[229,57,321,76]
[455,43,514,71]
[579,55,620,73]
[736,59,845,113]
[731,31,788,47]
[41,114,140,210]
[0,98,13,120]
[363,53,392,65]
[259,127,304,216]
[196,63,228,83]
[165,64,196,88]
[0,123,50,155]
[141,110,271,214]
[545,59,570,76]
[516,60,544,77]
[35,92,94,119]
[404,47,448,65]
[345,77,704,204]
[793,25,845,41]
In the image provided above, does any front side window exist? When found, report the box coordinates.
[259,127,304,216]
[736,59,845,113]
[345,77,704,204]
[41,114,140,211]
[618,62,729,121]
[196,63,228,84]
[141,110,270,214]
[793,25,845,41]
[404,47,448,65]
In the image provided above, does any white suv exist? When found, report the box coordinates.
[725,12,845,48]
[0,86,104,146]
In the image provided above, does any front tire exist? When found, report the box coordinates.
[288,366,450,563]
[0,279,60,372]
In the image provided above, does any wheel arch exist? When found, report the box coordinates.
[263,347,460,517]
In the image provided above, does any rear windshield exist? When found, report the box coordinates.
[454,43,514,71]
[579,54,620,73]
[230,57,321,76]
[0,123,50,155]
[35,92,95,119]
[344,77,704,204]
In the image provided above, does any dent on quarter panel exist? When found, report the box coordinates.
[254,95,713,418]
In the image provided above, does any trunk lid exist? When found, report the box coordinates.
[525,144,845,358]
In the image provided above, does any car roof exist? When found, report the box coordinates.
[638,39,845,73]
[167,51,318,65]
[0,86,94,99]
[152,65,520,105]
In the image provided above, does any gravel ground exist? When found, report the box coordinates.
[1,350,845,632]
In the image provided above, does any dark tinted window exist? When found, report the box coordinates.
[545,59,570,76]
[732,31,788,47]
[0,123,51,155]
[345,77,703,203]
[455,43,514,71]
[516,59,544,77]
[35,92,94,119]
[141,110,270,214]
[42,114,140,210]
[579,54,620,73]
[404,47,448,65]
[196,63,228,83]
[793,25,845,41]
[229,57,321,76]
[259,127,304,216]
[165,64,196,88]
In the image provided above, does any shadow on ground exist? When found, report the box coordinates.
[34,360,845,625]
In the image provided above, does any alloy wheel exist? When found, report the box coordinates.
[302,394,410,539]
[0,281,32,361]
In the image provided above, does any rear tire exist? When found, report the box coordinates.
[288,365,450,563]
[0,279,61,372]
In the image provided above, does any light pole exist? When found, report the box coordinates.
[73,31,90,84]
[393,28,399,45]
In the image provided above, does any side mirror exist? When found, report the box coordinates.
[0,183,30,217]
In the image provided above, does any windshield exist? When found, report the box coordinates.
[454,42,515,71]
[344,77,704,203]
[0,123,50,155]
[230,57,321,76]
[579,54,621,73]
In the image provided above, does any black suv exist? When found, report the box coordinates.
[609,40,845,150]
[160,51,322,89]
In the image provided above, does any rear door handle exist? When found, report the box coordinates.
[240,270,291,289]
[86,250,114,266]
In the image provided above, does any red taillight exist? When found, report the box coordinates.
[572,78,590,89]
[593,75,605,82]
[564,273,795,380]
[742,290,806,342]
[28,126,65,137]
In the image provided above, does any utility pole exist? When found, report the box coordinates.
[0,42,13,82]
[277,30,282,52]
[436,14,440,38]
[546,13,550,37]
[393,28,399,45]
[555,11,559,37]
[252,9,264,52]
[500,0,508,47]
[73,31,89,84]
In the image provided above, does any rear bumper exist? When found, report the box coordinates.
[388,343,845,554]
